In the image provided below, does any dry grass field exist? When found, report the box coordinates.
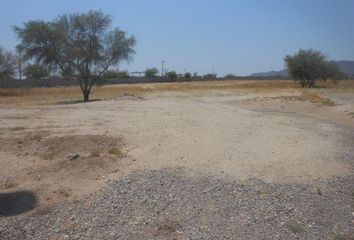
[1,79,353,106]
[0,79,354,239]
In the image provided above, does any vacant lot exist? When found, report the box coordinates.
[0,80,353,239]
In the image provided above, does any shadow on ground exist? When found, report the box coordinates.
[56,99,102,105]
[0,191,37,216]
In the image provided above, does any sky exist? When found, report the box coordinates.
[0,0,354,76]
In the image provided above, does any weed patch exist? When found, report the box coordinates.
[108,148,124,158]
[4,180,18,190]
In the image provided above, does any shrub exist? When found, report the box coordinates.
[184,72,192,78]
[166,71,177,80]
[145,68,159,78]
[24,64,49,79]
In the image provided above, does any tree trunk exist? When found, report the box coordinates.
[79,79,93,102]
[309,79,315,88]
[83,90,89,102]
[81,82,90,102]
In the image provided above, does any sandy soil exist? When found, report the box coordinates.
[0,86,353,207]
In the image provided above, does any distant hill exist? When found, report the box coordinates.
[335,61,354,77]
[250,60,354,78]
[250,69,288,77]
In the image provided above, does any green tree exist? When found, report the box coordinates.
[184,72,191,79]
[145,68,159,78]
[24,64,49,79]
[102,70,129,79]
[320,61,347,82]
[284,49,343,88]
[116,71,129,78]
[14,10,136,101]
[166,71,177,80]
[224,74,237,79]
[203,73,217,79]
[0,47,16,80]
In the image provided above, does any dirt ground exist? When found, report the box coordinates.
[0,80,353,238]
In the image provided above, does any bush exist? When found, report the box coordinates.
[0,47,16,80]
[102,70,129,79]
[203,73,217,79]
[166,71,177,80]
[224,74,237,79]
[145,68,159,78]
[184,72,192,78]
[192,72,201,79]
[24,64,49,79]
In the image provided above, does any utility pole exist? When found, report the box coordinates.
[18,49,22,80]
[161,60,165,77]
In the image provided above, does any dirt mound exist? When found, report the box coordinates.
[0,134,127,206]
[31,135,126,178]
[1,133,123,157]
[37,135,123,159]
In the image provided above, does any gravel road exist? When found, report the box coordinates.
[1,168,353,240]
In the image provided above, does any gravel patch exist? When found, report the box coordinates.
[1,168,353,240]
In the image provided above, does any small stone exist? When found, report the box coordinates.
[68,154,80,161]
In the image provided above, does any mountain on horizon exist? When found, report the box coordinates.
[250,60,354,78]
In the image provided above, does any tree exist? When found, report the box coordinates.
[145,68,158,78]
[102,70,129,79]
[284,49,343,88]
[166,71,177,80]
[320,61,347,82]
[24,64,49,79]
[14,10,136,101]
[184,72,191,79]
[203,73,217,79]
[0,47,16,80]
[224,74,237,79]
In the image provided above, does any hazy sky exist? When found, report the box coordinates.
[0,0,353,76]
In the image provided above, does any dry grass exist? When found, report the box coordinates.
[316,80,354,89]
[269,91,336,106]
[0,84,148,106]
[10,126,27,131]
[108,148,124,158]
[297,91,336,106]
[0,80,297,106]
[152,79,298,92]
[57,189,71,198]
[3,180,18,190]
[0,79,353,106]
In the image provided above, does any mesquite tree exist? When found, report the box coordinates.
[0,47,16,80]
[284,49,343,88]
[24,64,49,79]
[14,10,136,101]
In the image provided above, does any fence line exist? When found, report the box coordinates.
[0,76,291,89]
